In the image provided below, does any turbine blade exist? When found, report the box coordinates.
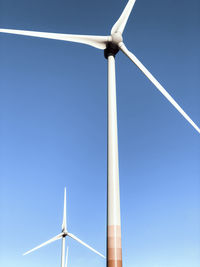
[65,247,69,267]
[111,0,136,34]
[119,43,200,134]
[67,232,105,259]
[0,29,109,50]
[23,233,63,256]
[62,187,67,232]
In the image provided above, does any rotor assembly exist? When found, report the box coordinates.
[104,32,123,59]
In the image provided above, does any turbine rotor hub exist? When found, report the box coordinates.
[104,32,123,59]
[62,229,68,237]
[62,230,68,237]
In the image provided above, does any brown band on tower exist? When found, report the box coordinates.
[107,225,122,267]
[107,260,122,267]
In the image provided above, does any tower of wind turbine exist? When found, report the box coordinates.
[23,188,105,266]
[65,247,69,267]
[1,1,200,267]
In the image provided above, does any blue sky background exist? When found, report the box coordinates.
[0,0,200,266]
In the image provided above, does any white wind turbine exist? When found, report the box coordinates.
[23,188,105,267]
[1,1,200,266]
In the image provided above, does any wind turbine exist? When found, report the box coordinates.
[1,1,200,266]
[23,188,105,267]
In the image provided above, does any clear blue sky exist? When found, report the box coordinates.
[0,0,200,267]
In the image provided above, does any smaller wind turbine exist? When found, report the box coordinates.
[23,188,105,267]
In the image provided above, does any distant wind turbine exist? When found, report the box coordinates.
[1,1,200,266]
[23,188,105,267]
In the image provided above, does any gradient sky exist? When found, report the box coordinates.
[0,0,200,267]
